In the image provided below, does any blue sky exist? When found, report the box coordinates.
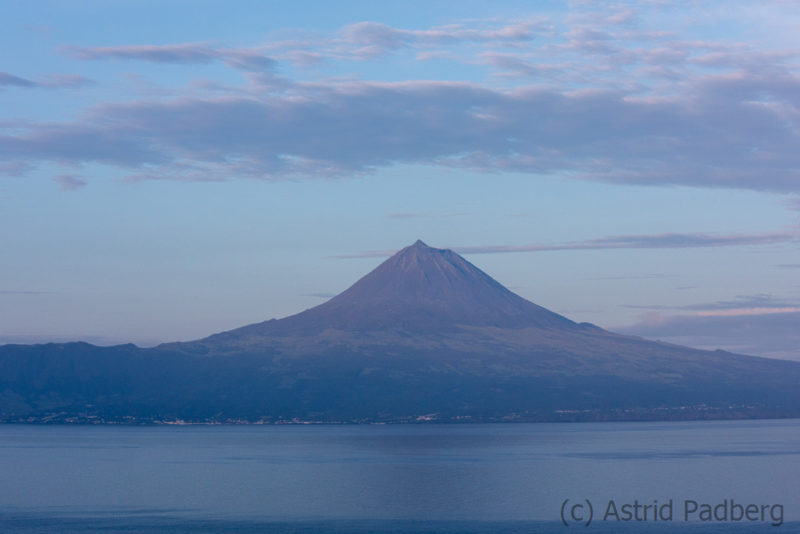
[2,1,800,359]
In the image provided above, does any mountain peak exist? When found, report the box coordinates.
[228,240,578,335]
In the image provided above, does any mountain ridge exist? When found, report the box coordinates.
[2,239,800,423]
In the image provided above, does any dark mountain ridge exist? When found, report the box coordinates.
[2,240,800,423]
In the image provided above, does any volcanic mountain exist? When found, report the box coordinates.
[194,239,577,346]
[2,240,800,423]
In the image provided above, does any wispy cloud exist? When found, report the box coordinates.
[0,72,38,88]
[64,43,275,71]
[586,273,668,281]
[618,310,800,361]
[331,231,799,258]
[679,293,799,312]
[66,43,220,63]
[40,74,94,88]
[386,211,465,219]
[454,232,798,254]
[784,197,800,211]
[624,293,800,315]
[618,292,800,360]
[339,20,544,58]
[54,174,87,191]
[0,72,92,90]
[386,212,427,219]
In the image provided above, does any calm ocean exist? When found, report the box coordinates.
[0,419,798,533]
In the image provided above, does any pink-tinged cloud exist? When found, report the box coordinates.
[605,10,637,26]
[340,20,544,57]
[784,197,800,211]
[2,70,800,191]
[479,53,574,81]
[54,174,87,191]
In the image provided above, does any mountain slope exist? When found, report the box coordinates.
[208,240,576,337]
[2,240,800,423]
[192,239,579,350]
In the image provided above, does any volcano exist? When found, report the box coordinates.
[198,239,577,344]
[2,240,800,423]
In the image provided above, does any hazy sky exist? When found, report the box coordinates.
[2,1,799,359]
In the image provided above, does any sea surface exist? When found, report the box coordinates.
[0,419,798,533]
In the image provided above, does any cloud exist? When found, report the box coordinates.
[285,50,326,66]
[479,53,577,82]
[65,43,275,71]
[54,174,87,191]
[624,293,800,314]
[784,197,800,211]
[3,70,800,191]
[6,9,800,192]
[40,74,95,88]
[387,212,425,219]
[618,310,800,361]
[67,43,219,63]
[0,71,93,90]
[605,9,637,26]
[678,293,799,312]
[331,231,799,258]
[618,293,800,360]
[340,20,543,57]
[249,18,553,66]
[693,307,800,317]
[0,72,38,88]
[0,160,34,177]
[241,18,553,65]
[454,232,798,254]
[386,211,465,219]
[586,273,668,280]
